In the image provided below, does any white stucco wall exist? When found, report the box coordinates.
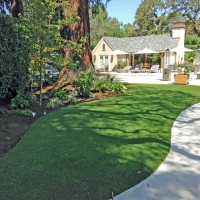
[172,23,185,64]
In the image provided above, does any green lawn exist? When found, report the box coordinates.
[0,84,200,200]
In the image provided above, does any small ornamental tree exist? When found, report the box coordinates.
[22,0,84,105]
[0,14,30,100]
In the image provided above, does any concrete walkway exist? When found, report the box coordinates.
[113,103,200,200]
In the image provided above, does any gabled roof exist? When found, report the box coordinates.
[103,34,179,53]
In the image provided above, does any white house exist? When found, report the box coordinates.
[92,22,186,71]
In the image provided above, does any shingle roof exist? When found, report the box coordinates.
[103,34,179,53]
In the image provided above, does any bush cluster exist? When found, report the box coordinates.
[0,14,30,100]
[74,69,127,96]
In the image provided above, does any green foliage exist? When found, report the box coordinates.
[54,90,67,100]
[184,34,200,62]
[133,0,200,36]
[150,54,161,63]
[66,95,78,104]
[10,93,29,109]
[0,107,8,115]
[174,62,194,74]
[89,6,122,49]
[134,0,173,35]
[74,69,95,97]
[92,78,111,92]
[89,6,138,49]
[21,109,33,116]
[24,92,37,102]
[22,0,83,105]
[0,14,30,100]
[46,97,64,109]
[171,0,200,35]
[110,82,127,93]
[0,107,32,116]
[118,60,127,68]
[74,70,126,96]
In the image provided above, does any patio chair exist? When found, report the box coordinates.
[146,65,160,73]
[117,66,132,73]
[131,64,143,73]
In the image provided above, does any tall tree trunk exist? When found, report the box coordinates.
[54,0,94,90]
[11,0,23,17]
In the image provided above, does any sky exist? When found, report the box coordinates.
[104,0,142,25]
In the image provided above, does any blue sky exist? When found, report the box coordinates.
[104,0,142,24]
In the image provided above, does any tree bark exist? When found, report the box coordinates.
[54,0,94,90]
[11,0,23,17]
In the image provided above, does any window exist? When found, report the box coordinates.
[102,43,106,51]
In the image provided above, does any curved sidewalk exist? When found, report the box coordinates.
[114,103,200,200]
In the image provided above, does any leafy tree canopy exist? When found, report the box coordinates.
[134,0,175,35]
[184,34,200,62]
[171,0,200,34]
[134,0,200,35]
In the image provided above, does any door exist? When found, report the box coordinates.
[99,55,109,69]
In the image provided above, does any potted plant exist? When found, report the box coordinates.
[118,60,127,69]
[174,62,194,84]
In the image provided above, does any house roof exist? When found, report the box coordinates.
[103,34,180,53]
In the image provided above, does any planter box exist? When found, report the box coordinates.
[174,74,189,84]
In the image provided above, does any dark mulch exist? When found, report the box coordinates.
[0,90,116,158]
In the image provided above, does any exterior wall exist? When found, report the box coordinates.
[195,49,200,65]
[172,22,186,64]
[92,39,129,71]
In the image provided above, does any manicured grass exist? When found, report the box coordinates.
[0,84,200,200]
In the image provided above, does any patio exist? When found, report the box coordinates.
[99,71,200,86]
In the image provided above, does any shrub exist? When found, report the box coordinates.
[10,93,29,109]
[92,78,111,92]
[0,108,32,116]
[24,92,37,102]
[110,83,127,93]
[21,109,33,116]
[174,62,194,74]
[0,14,30,100]
[54,90,67,100]
[0,108,8,115]
[74,69,95,97]
[67,95,78,104]
[46,97,64,109]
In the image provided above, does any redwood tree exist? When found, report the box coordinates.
[10,0,111,90]
[56,0,94,89]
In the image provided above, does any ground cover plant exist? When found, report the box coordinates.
[1,84,200,200]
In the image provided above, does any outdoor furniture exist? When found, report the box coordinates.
[131,64,143,73]
[146,65,160,73]
[117,66,132,73]
[142,63,151,69]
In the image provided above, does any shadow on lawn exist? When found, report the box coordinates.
[1,84,200,200]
